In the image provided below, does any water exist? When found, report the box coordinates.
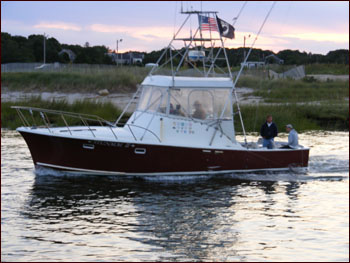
[1,130,349,262]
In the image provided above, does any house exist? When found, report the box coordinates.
[241,61,266,69]
[240,55,284,69]
[264,54,284,65]
[107,51,144,65]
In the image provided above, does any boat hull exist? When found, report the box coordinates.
[19,130,309,176]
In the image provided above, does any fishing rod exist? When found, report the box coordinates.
[232,1,247,26]
[220,1,277,145]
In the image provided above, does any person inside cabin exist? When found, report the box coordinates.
[169,103,175,114]
[260,114,278,149]
[280,124,299,149]
[174,104,185,117]
[192,101,206,120]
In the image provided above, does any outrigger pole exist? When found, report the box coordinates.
[219,1,277,145]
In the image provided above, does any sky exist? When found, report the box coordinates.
[1,1,349,55]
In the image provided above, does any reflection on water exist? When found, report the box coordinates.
[1,130,349,262]
[25,174,305,261]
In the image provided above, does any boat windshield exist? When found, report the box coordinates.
[137,86,232,120]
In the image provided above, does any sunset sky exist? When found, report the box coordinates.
[1,1,349,54]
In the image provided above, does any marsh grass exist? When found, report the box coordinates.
[236,77,349,103]
[2,65,348,131]
[1,67,150,93]
[254,80,348,103]
[1,97,129,130]
[305,63,349,75]
[234,103,349,133]
[3,98,348,131]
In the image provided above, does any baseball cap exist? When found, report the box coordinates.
[286,124,293,129]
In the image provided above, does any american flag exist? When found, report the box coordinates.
[198,15,219,32]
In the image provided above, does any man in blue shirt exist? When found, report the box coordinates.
[260,115,278,149]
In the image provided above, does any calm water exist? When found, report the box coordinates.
[1,130,349,262]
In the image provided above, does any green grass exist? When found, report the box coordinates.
[1,67,150,93]
[305,63,349,75]
[235,76,349,132]
[1,97,130,130]
[237,77,349,103]
[234,103,349,133]
[2,66,348,132]
[254,79,348,103]
[236,76,263,88]
[3,98,348,132]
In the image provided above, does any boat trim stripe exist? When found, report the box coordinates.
[36,162,296,176]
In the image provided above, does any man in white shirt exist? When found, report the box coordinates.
[281,124,299,149]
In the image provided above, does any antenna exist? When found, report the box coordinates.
[232,1,247,26]
[219,1,277,145]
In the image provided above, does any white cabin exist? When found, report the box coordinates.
[125,75,241,149]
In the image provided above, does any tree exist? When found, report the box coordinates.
[325,49,349,64]
[1,32,34,62]
[45,37,62,62]
[277,49,309,65]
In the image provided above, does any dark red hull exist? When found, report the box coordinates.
[19,131,309,175]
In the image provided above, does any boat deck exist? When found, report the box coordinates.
[17,125,308,152]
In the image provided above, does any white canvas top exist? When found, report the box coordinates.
[141,75,233,88]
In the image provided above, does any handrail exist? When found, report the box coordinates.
[11,106,111,125]
[12,106,118,140]
[126,124,162,143]
[12,106,161,143]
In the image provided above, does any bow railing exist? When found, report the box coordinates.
[11,106,161,143]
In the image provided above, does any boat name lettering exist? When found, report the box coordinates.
[87,141,133,148]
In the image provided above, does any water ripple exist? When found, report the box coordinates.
[1,130,349,261]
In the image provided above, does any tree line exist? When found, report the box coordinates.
[1,32,113,64]
[1,32,349,66]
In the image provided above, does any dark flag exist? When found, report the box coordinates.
[216,16,235,39]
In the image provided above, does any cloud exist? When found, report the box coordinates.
[262,21,349,44]
[34,21,82,31]
[89,23,175,42]
[279,32,349,44]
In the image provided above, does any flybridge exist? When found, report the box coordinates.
[148,9,236,79]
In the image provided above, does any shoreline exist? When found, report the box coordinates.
[0,87,264,115]
[1,90,137,113]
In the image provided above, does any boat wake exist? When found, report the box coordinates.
[34,165,347,184]
[309,155,349,174]
[222,172,346,183]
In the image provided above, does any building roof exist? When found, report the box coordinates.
[141,75,233,88]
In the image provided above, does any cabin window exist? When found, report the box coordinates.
[188,90,214,119]
[138,86,232,120]
[138,86,167,113]
[169,88,189,118]
[169,88,232,120]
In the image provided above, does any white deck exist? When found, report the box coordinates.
[17,118,307,152]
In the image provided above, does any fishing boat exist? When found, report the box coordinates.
[14,8,309,176]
